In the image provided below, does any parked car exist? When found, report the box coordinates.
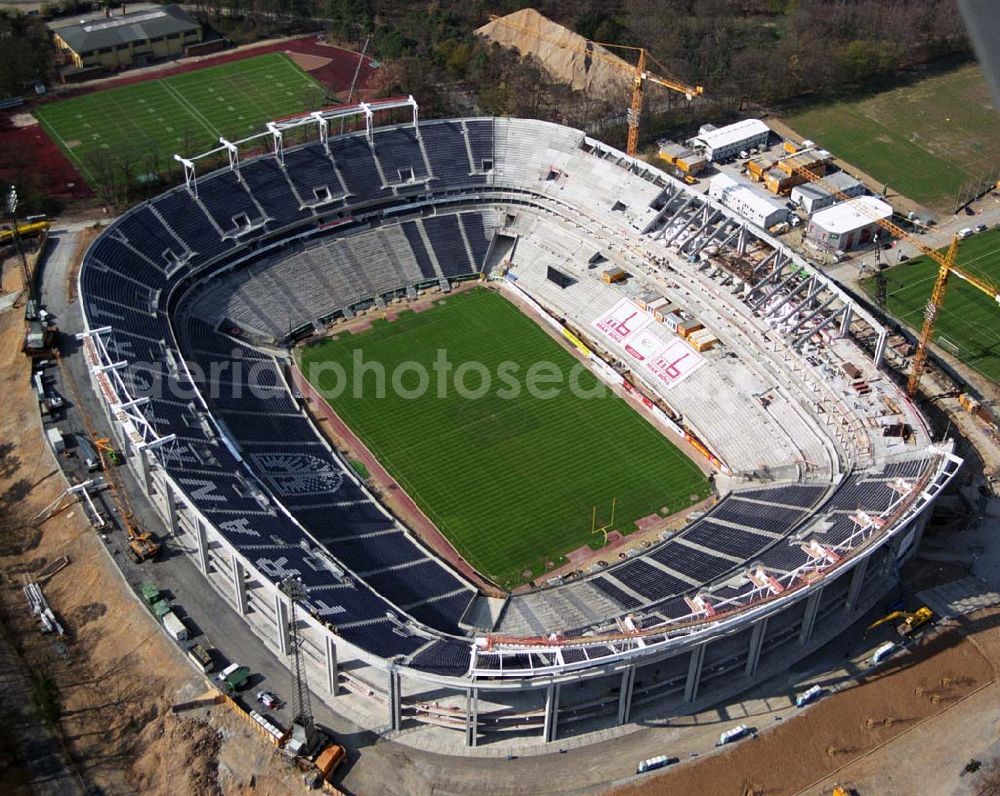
[256,690,281,710]
[964,205,976,216]
[975,223,987,233]
[899,254,910,262]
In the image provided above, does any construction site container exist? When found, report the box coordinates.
[677,319,705,338]
[46,427,65,454]
[689,331,719,352]
[646,297,670,315]
[141,583,161,605]
[782,140,800,154]
[162,610,188,642]
[657,142,707,175]
[746,158,770,181]
[153,600,172,619]
[654,303,679,323]
[764,168,799,195]
[222,666,251,694]
[187,643,213,673]
[316,744,347,778]
[661,311,681,331]
[636,292,661,310]
[776,149,832,176]
[601,267,626,284]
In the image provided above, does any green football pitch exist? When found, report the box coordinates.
[861,227,1000,381]
[35,53,325,187]
[781,64,1000,210]
[299,288,712,589]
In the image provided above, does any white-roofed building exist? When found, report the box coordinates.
[708,173,789,229]
[688,118,770,162]
[807,196,893,250]
[792,172,866,214]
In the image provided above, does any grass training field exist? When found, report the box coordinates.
[861,227,1000,382]
[300,289,712,588]
[781,64,1000,210]
[35,52,325,187]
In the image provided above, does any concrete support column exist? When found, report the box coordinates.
[133,448,152,495]
[325,635,339,697]
[873,328,888,369]
[745,617,768,677]
[684,645,706,703]
[882,534,902,577]
[114,419,131,461]
[542,683,560,743]
[839,302,853,338]
[845,556,869,611]
[161,477,178,536]
[388,669,402,731]
[799,587,824,644]
[617,665,636,725]
[465,688,479,747]
[230,552,248,616]
[195,518,209,575]
[274,592,290,656]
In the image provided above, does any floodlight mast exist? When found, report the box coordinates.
[281,576,314,731]
[5,187,34,303]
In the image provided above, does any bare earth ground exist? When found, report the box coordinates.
[0,254,305,795]
[609,623,994,796]
[803,607,1000,795]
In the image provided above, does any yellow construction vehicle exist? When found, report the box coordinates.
[95,437,122,466]
[792,164,1000,396]
[55,353,159,562]
[866,606,934,637]
[0,219,50,245]
[486,14,703,157]
[126,526,159,563]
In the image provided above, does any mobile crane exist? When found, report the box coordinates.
[486,14,703,157]
[791,164,1000,395]
[55,353,159,562]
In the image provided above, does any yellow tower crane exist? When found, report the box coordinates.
[486,14,703,157]
[791,164,1000,395]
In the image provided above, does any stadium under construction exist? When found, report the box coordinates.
[75,98,959,750]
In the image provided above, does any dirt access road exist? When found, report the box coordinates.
[0,246,307,795]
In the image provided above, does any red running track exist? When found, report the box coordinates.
[1,35,376,201]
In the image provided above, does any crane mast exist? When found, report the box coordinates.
[486,14,703,156]
[793,164,1000,395]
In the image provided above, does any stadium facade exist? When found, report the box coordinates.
[77,99,960,749]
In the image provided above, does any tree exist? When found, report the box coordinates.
[0,10,53,97]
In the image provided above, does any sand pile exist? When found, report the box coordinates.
[476,8,632,98]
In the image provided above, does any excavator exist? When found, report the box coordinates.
[95,437,122,466]
[866,606,934,638]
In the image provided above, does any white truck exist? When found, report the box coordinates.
[46,427,65,454]
[162,610,188,642]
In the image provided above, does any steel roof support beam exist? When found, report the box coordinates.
[173,154,197,198]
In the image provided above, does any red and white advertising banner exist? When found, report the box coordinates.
[623,325,667,363]
[592,298,651,347]
[643,338,704,389]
